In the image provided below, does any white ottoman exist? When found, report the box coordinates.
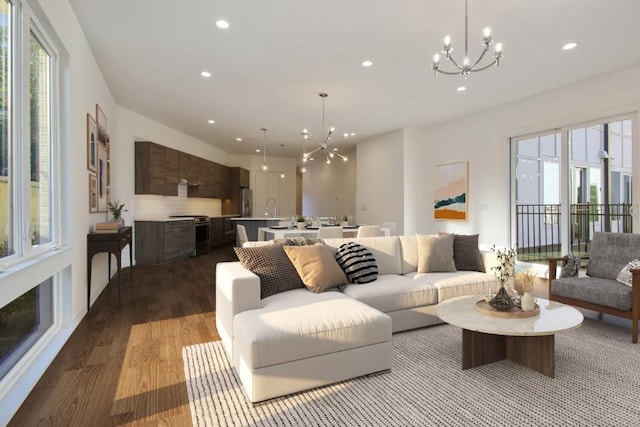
[232,289,392,402]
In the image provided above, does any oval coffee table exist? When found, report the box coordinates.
[436,295,583,377]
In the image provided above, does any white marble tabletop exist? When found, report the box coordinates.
[436,295,583,337]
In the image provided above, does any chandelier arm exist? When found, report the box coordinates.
[434,67,465,76]
[446,56,464,71]
[305,146,323,157]
[334,152,347,160]
[469,46,490,69]
[469,58,499,72]
[324,150,331,163]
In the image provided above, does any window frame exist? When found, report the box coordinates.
[511,113,635,274]
[1,1,60,267]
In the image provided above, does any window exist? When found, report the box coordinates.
[512,117,633,263]
[0,1,58,263]
[0,0,59,385]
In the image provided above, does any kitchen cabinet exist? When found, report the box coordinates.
[134,220,194,265]
[178,151,189,182]
[135,141,178,196]
[210,216,237,247]
[164,147,179,196]
[135,141,231,199]
[222,167,250,215]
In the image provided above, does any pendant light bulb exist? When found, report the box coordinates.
[261,128,268,171]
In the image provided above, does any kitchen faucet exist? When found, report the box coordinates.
[266,197,278,217]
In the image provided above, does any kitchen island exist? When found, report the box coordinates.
[230,217,287,242]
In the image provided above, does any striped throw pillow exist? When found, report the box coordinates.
[335,242,378,284]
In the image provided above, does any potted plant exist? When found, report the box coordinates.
[488,245,517,311]
[341,215,349,226]
[296,215,306,230]
[108,199,127,228]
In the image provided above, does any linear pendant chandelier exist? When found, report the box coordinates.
[301,92,347,164]
[432,0,503,78]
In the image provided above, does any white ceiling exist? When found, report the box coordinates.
[68,0,640,158]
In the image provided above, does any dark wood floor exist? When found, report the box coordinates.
[9,245,238,426]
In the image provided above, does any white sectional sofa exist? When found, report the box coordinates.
[216,235,499,402]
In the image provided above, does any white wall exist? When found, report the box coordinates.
[248,155,298,217]
[356,130,404,231]
[401,64,640,247]
[302,152,356,220]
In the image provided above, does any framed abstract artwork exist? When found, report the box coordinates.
[89,173,98,213]
[434,161,468,221]
[96,103,108,144]
[97,143,107,212]
[86,113,97,173]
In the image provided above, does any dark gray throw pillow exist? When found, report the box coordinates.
[335,242,378,284]
[234,245,305,299]
[452,234,486,272]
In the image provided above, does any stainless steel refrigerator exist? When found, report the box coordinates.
[241,188,253,217]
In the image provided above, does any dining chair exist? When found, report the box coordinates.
[356,225,382,238]
[382,221,397,236]
[317,226,343,239]
[237,224,249,247]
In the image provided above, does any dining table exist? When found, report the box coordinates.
[257,225,359,241]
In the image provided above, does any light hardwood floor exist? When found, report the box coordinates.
[9,245,238,426]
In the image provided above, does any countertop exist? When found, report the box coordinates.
[231,217,287,221]
[135,215,240,222]
[134,217,196,222]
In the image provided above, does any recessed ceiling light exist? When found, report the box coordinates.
[562,42,578,50]
[350,132,356,136]
[457,86,467,92]
[200,71,212,78]
[236,137,243,142]
[208,119,215,124]
[255,149,261,153]
[216,20,230,29]
[361,59,373,67]
[343,133,349,138]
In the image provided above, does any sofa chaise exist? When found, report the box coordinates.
[216,235,500,402]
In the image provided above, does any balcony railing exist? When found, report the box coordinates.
[516,203,632,263]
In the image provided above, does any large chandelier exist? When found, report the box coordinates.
[432,0,503,78]
[301,92,347,164]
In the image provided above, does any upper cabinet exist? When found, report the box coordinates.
[135,141,177,196]
[135,141,231,199]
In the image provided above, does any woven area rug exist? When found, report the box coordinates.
[182,319,640,426]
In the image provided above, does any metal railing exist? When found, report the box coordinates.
[516,203,632,262]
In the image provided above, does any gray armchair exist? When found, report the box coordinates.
[548,232,640,343]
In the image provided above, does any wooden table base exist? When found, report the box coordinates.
[462,329,555,377]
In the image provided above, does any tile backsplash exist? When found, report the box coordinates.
[134,185,222,218]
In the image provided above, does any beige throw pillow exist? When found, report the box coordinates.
[283,243,348,293]
[417,233,457,273]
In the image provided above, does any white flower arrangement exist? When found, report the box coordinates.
[490,244,517,287]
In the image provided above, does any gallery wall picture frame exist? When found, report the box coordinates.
[434,161,468,221]
[96,103,108,144]
[97,143,107,212]
[106,186,111,208]
[89,173,98,213]
[86,113,97,173]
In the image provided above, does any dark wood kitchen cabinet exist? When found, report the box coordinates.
[135,140,231,199]
[210,216,237,247]
[222,167,250,215]
[135,141,178,196]
[135,220,194,265]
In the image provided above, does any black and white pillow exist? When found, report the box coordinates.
[560,255,581,278]
[335,242,378,284]
[234,245,305,299]
[616,259,640,287]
